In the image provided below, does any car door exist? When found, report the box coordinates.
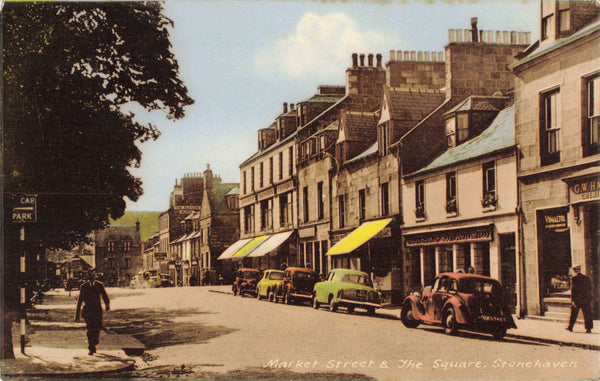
[431,276,452,322]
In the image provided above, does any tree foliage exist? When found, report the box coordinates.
[3,2,194,248]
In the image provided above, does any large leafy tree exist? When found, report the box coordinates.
[2,2,193,357]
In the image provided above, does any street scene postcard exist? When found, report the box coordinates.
[2,0,600,380]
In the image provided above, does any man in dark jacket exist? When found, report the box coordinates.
[566,265,593,333]
[75,269,110,355]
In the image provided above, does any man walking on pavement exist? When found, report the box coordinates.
[75,269,110,355]
[566,265,593,333]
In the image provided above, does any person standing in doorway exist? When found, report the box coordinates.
[566,265,593,333]
[75,269,110,355]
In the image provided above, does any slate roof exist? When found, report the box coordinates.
[208,182,239,214]
[95,225,141,245]
[510,17,600,70]
[386,88,446,123]
[225,187,239,196]
[300,94,345,103]
[408,105,515,176]
[346,142,379,164]
[340,111,379,142]
[443,95,508,115]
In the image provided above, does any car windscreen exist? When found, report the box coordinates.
[269,272,284,280]
[458,278,501,295]
[341,274,373,287]
[293,272,317,281]
[243,271,261,279]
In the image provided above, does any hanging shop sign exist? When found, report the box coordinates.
[404,225,493,247]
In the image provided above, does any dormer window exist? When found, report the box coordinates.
[445,117,456,148]
[446,113,469,148]
[541,1,555,41]
[379,122,390,155]
[558,2,571,33]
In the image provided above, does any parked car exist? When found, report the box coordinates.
[232,268,261,297]
[276,267,319,305]
[159,274,173,287]
[400,273,516,339]
[312,268,382,315]
[256,269,284,301]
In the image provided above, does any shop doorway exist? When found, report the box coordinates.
[499,233,517,312]
[583,203,599,318]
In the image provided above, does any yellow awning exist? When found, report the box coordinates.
[232,236,268,258]
[326,218,393,256]
[217,238,252,260]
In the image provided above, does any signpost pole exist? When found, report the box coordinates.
[19,226,26,354]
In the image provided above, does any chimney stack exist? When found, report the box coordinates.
[352,53,358,68]
[359,54,365,67]
[290,103,295,111]
[135,220,140,231]
[376,54,382,68]
[283,102,288,113]
[368,54,374,67]
[471,17,479,42]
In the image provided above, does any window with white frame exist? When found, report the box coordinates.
[540,89,561,166]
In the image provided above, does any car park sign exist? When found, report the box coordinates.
[12,194,37,223]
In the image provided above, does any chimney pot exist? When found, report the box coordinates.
[376,53,382,68]
[290,103,295,111]
[368,53,373,67]
[359,54,365,66]
[503,31,510,44]
[404,51,410,61]
[283,102,288,113]
[410,51,416,61]
[464,29,472,42]
[417,51,423,61]
[471,17,479,42]
[352,53,358,68]
[448,29,456,43]
[389,50,395,61]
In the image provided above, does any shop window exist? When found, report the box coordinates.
[303,186,309,223]
[482,161,497,208]
[359,189,366,221]
[446,172,457,214]
[380,182,389,216]
[415,180,425,219]
[317,182,324,220]
[260,199,273,230]
[338,195,346,228]
[584,74,600,156]
[278,152,283,180]
[540,89,561,166]
[279,192,292,227]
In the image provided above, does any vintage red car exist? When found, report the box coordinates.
[275,267,319,304]
[400,273,516,339]
[232,268,261,297]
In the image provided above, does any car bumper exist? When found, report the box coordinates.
[290,292,312,299]
[336,298,381,309]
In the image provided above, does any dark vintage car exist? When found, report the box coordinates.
[275,267,319,305]
[232,268,261,297]
[400,273,516,339]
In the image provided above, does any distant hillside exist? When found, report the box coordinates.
[110,211,160,242]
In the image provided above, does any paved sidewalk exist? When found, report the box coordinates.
[1,317,143,378]
[210,285,600,350]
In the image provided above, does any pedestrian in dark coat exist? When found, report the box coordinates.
[75,269,110,355]
[566,265,593,333]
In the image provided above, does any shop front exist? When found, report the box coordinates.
[299,224,329,276]
[403,223,518,311]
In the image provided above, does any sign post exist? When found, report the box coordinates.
[12,194,37,354]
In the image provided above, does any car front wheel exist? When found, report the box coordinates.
[443,307,458,335]
[400,301,420,328]
[283,291,292,305]
[328,295,337,312]
[312,295,320,309]
[256,288,262,300]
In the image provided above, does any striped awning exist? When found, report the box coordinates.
[217,238,252,260]
[247,231,294,258]
[231,236,269,258]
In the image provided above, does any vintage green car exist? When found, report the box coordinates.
[312,268,382,315]
[256,269,284,301]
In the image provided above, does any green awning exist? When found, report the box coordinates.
[327,218,393,256]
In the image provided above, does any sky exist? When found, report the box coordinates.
[125,0,540,212]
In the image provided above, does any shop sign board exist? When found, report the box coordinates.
[569,177,600,203]
[404,225,493,247]
[154,252,167,260]
[538,207,569,232]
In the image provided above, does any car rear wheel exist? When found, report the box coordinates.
[283,291,292,305]
[268,290,276,303]
[232,287,237,296]
[400,301,420,328]
[493,327,506,340]
[443,307,458,335]
[367,307,376,316]
[347,306,355,314]
[312,296,320,309]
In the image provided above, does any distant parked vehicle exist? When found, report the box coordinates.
[312,269,382,315]
[64,277,82,291]
[276,267,319,305]
[232,268,261,297]
[256,269,284,301]
[159,274,173,287]
[400,273,516,339]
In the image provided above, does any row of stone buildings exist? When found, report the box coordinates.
[220,1,599,318]
[142,166,240,286]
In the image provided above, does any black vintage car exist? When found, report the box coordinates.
[400,273,516,339]
[275,267,319,305]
